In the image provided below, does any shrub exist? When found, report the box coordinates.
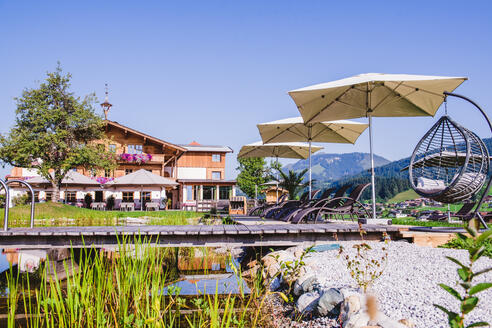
[12,193,29,206]
[0,194,5,208]
[440,235,492,259]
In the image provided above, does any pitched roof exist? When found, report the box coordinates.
[105,120,186,152]
[27,171,100,186]
[179,144,233,153]
[106,169,178,187]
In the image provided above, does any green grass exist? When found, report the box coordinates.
[388,189,419,203]
[1,202,203,227]
[5,238,266,327]
[390,217,464,227]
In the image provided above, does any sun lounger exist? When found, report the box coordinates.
[315,183,371,222]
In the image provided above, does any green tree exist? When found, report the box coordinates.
[0,65,117,202]
[236,157,269,198]
[277,168,310,199]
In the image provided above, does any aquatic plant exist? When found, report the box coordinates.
[5,237,265,327]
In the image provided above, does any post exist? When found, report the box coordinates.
[368,114,377,219]
[1,179,10,232]
[308,140,312,200]
[444,91,491,229]
[276,156,279,204]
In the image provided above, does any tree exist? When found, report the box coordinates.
[236,157,269,198]
[0,65,117,202]
[277,168,310,200]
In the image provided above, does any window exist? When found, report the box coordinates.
[122,192,134,202]
[212,154,221,162]
[211,171,221,180]
[45,192,53,202]
[203,186,215,200]
[95,191,104,202]
[109,144,116,152]
[65,192,77,203]
[186,185,194,201]
[125,169,133,175]
[105,169,112,178]
[128,144,143,154]
[219,186,232,200]
[27,191,40,203]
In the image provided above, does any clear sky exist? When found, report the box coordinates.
[1,0,491,179]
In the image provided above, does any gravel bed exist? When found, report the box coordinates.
[299,240,492,328]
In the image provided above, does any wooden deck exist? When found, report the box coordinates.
[0,223,401,249]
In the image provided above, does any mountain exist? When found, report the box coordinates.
[281,138,492,201]
[283,152,390,183]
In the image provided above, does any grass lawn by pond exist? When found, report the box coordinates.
[1,203,203,227]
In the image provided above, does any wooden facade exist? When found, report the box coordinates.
[8,121,236,210]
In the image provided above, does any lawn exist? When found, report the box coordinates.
[388,189,419,203]
[1,202,203,227]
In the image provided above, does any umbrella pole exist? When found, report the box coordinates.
[368,114,377,219]
[276,156,279,205]
[308,140,312,200]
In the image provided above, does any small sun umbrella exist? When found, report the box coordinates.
[288,73,467,218]
[257,117,368,198]
[238,141,323,202]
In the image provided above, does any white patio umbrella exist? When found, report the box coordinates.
[238,141,323,202]
[257,117,368,198]
[288,73,467,218]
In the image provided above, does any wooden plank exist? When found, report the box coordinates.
[224,225,239,235]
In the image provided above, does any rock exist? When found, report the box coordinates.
[342,311,370,328]
[317,288,343,317]
[340,294,362,323]
[296,291,320,314]
[398,318,416,327]
[247,259,257,268]
[269,275,282,291]
[300,276,319,294]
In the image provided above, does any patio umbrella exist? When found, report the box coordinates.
[257,117,368,198]
[238,141,323,202]
[288,73,467,218]
[28,170,101,186]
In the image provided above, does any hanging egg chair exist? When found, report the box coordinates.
[409,115,489,204]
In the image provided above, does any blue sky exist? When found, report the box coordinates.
[1,0,491,179]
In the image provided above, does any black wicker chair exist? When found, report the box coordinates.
[409,115,489,204]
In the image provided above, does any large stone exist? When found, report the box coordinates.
[339,294,362,323]
[300,276,319,293]
[296,291,320,314]
[398,318,416,327]
[342,311,370,328]
[269,275,282,291]
[317,288,344,317]
[293,274,314,296]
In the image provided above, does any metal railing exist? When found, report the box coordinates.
[1,177,36,231]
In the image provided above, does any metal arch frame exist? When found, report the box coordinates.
[0,178,9,232]
[444,91,491,229]
[6,179,36,229]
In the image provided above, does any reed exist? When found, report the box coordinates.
[5,238,265,327]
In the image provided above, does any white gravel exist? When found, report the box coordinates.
[302,240,492,328]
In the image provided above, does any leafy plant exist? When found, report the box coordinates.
[440,234,492,259]
[338,242,388,293]
[273,246,314,298]
[276,168,310,200]
[434,220,492,328]
[236,157,269,198]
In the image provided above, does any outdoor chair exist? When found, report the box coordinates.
[280,187,336,222]
[262,191,309,218]
[145,202,160,211]
[287,184,352,224]
[247,193,288,216]
[315,183,371,222]
[265,189,320,220]
[427,202,477,222]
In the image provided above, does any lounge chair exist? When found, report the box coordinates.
[287,184,352,223]
[263,190,318,219]
[247,193,288,216]
[315,183,371,222]
[427,202,477,221]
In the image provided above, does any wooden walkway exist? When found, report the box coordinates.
[0,223,401,249]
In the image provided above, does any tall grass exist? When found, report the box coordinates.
[5,237,265,328]
[2,203,202,227]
